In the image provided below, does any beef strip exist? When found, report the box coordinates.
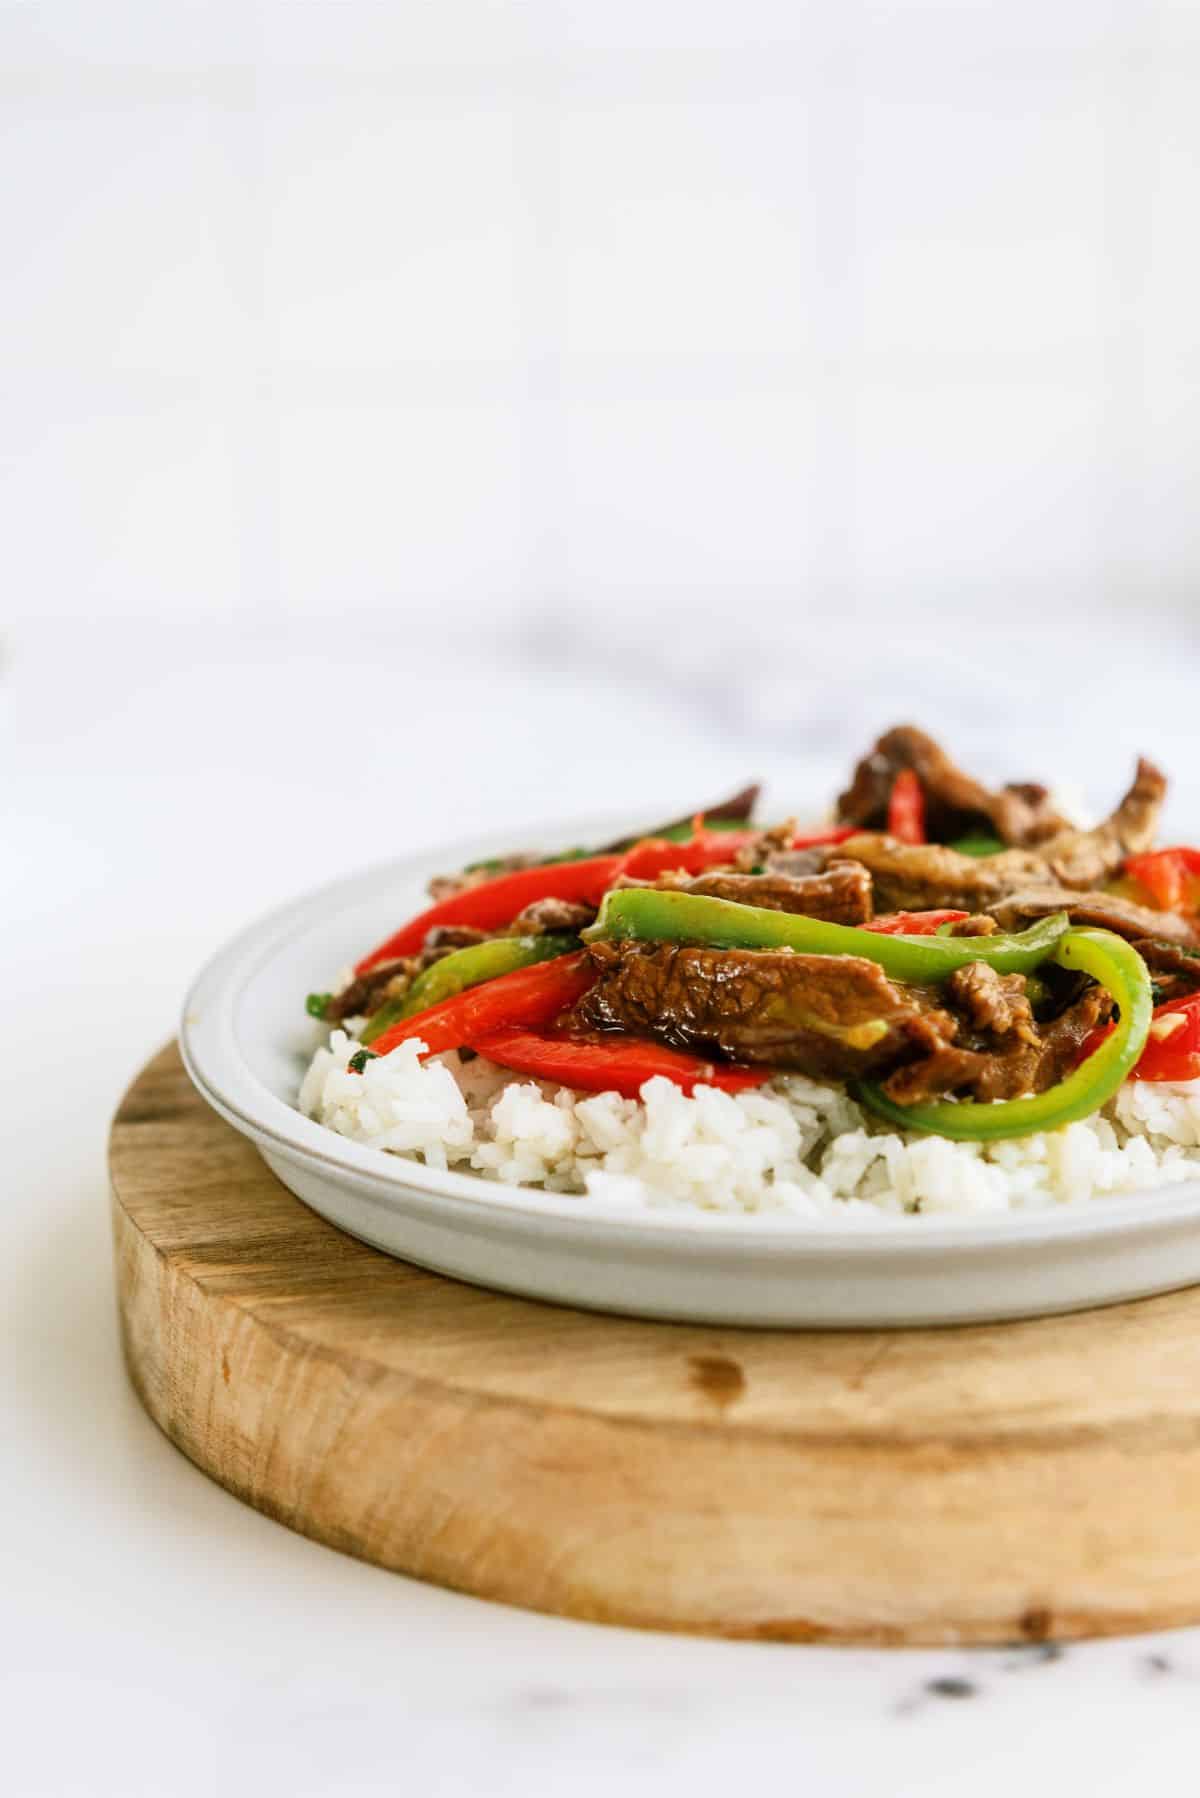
[1037,987,1117,1082]
[736,845,825,877]
[418,925,490,961]
[325,956,417,1023]
[833,759,1171,913]
[719,817,799,871]
[882,986,1112,1105]
[574,940,1118,1104]
[946,914,999,937]
[829,834,1043,912]
[573,940,954,1079]
[837,732,1166,884]
[324,926,491,1022]
[508,897,596,935]
[1131,938,1200,1003]
[988,887,1199,947]
[1026,757,1166,888]
[690,783,761,825]
[944,962,1036,1040]
[664,863,873,926]
[611,862,873,925]
[837,725,1070,845]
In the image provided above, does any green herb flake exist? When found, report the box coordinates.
[948,832,1006,859]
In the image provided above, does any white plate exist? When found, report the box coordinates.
[180,816,1200,1329]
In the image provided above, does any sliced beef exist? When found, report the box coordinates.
[611,862,873,924]
[837,725,1069,845]
[574,940,1117,1105]
[324,926,491,1022]
[508,897,597,936]
[325,956,417,1023]
[944,962,1036,1041]
[1037,987,1116,1083]
[946,914,999,937]
[690,782,761,826]
[735,844,824,878]
[830,834,1044,912]
[1132,938,1200,1003]
[837,729,1167,885]
[573,940,955,1079]
[988,886,1199,947]
[669,863,873,926]
[834,757,1171,913]
[1028,757,1166,888]
[1037,986,1117,1081]
[720,816,799,871]
[882,986,1112,1106]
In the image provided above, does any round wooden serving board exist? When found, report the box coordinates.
[112,1043,1200,1646]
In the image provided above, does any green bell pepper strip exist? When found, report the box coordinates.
[652,815,760,844]
[584,887,1071,982]
[358,934,577,1046]
[852,928,1153,1141]
[464,847,593,874]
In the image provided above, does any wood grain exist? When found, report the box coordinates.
[111,1042,1200,1645]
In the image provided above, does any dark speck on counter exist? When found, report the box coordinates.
[925,1676,977,1701]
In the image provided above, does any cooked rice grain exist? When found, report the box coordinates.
[298,1029,1200,1219]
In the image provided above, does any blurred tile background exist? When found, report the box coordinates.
[1,0,1197,784]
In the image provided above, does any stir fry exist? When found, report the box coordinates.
[307,727,1200,1140]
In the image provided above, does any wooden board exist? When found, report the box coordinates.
[111,1042,1200,1646]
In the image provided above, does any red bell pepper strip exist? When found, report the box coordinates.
[1082,991,1200,1084]
[356,858,626,972]
[1136,995,1200,1081]
[620,829,760,881]
[1124,847,1200,916]
[863,909,970,936]
[467,1027,771,1098]
[887,768,926,844]
[356,836,753,972]
[356,834,752,972]
[365,951,596,1061]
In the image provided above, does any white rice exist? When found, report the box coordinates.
[297,1029,1200,1221]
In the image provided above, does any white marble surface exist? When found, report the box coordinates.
[5,617,1200,1797]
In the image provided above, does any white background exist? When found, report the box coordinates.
[3,2,1200,1792]
[3,0,1199,657]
